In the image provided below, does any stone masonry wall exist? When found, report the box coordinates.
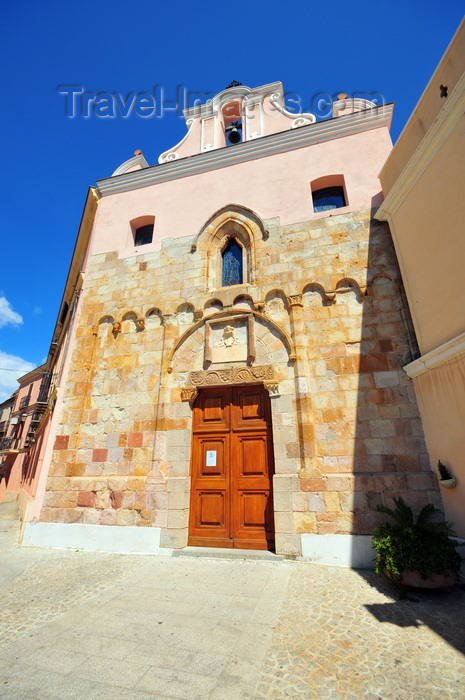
[41,206,439,554]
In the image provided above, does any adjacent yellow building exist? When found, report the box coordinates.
[377,19,465,537]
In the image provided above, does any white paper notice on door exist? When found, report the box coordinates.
[206,450,217,467]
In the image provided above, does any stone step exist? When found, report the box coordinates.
[2,491,19,503]
[0,501,20,521]
[173,546,284,561]
[0,520,20,547]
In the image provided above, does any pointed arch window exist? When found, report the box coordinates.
[222,239,243,286]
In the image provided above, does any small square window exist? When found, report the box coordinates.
[312,186,346,213]
[134,224,153,246]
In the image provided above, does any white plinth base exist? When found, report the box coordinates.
[301,534,374,568]
[22,522,172,556]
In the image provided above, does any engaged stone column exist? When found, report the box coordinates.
[287,294,317,477]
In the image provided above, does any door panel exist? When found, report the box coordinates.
[237,434,268,476]
[189,385,274,550]
[232,385,269,431]
[198,491,225,527]
[193,390,229,432]
[232,432,274,547]
[189,434,230,543]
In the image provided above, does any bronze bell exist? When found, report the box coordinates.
[226,121,242,144]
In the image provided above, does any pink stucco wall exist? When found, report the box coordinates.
[91,126,392,258]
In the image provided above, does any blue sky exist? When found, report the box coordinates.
[0,1,463,400]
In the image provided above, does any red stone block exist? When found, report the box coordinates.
[359,354,389,373]
[54,435,69,450]
[92,448,108,462]
[394,419,412,437]
[128,432,143,447]
[77,491,95,507]
[396,455,420,472]
[379,339,393,352]
[110,491,122,509]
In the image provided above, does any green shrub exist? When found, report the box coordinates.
[372,497,462,581]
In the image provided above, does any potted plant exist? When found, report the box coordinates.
[372,497,462,588]
[437,460,457,489]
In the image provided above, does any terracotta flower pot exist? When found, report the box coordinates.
[400,570,457,588]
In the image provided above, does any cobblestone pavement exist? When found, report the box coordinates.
[1,527,464,699]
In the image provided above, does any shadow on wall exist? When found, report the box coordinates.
[348,212,440,566]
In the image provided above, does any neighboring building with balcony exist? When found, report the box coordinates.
[0,395,15,476]
[0,367,50,502]
[0,187,98,521]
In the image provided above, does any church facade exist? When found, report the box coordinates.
[24,82,439,564]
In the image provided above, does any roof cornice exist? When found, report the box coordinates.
[404,330,465,379]
[376,73,465,221]
[96,104,393,197]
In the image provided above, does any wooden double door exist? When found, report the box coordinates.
[189,385,275,550]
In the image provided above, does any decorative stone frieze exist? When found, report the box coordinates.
[189,365,274,386]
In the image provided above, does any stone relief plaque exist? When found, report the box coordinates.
[204,313,255,365]
[212,322,247,362]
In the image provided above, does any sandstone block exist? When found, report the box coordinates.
[273,491,292,511]
[323,491,340,512]
[374,371,400,388]
[300,478,326,492]
[160,528,188,549]
[274,511,294,533]
[317,520,336,534]
[370,420,396,438]
[83,509,100,525]
[406,473,435,491]
[325,475,354,492]
[307,493,325,512]
[167,509,189,528]
[107,477,127,491]
[116,509,137,526]
[126,477,145,491]
[274,533,302,556]
[293,512,317,534]
[291,492,308,512]
[95,491,111,509]
[336,513,355,533]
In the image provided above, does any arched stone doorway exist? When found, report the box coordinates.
[160,309,298,553]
